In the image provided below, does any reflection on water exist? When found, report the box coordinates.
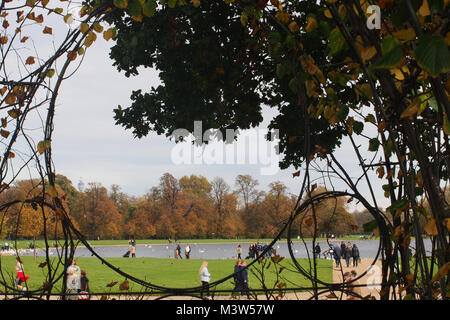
[22,239,433,260]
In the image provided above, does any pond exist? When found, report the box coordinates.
[25,239,433,260]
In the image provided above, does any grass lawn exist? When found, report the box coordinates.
[0,256,332,295]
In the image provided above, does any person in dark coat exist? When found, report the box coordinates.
[314,243,321,259]
[78,270,90,300]
[340,241,346,263]
[231,260,243,299]
[344,243,352,267]
[333,244,341,267]
[239,260,250,299]
[352,244,360,267]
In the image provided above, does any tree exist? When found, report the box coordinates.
[158,173,180,215]
[234,174,259,214]
[107,0,450,299]
[211,177,242,238]
[73,183,123,239]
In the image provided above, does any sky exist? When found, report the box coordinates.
[6,10,390,211]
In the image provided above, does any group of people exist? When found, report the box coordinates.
[66,260,90,300]
[123,238,137,258]
[175,243,191,259]
[315,241,361,268]
[1,242,11,251]
[245,242,273,260]
[198,259,251,300]
[232,260,250,299]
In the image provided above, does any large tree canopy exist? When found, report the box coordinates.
[105,0,450,299]
[107,0,354,167]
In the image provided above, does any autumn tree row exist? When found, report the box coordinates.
[0,173,360,240]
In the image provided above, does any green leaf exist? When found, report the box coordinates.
[363,220,378,232]
[353,121,364,135]
[327,27,346,57]
[387,199,409,212]
[336,105,349,121]
[113,0,128,8]
[368,138,380,152]
[289,78,298,93]
[128,0,142,17]
[444,113,450,135]
[240,13,248,26]
[372,36,403,69]
[142,0,157,16]
[414,34,450,77]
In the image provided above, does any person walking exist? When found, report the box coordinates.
[239,260,250,299]
[68,260,81,277]
[185,243,191,259]
[66,267,80,300]
[345,243,352,267]
[333,243,341,267]
[78,270,90,300]
[199,261,211,300]
[130,244,136,258]
[352,244,360,267]
[314,243,321,259]
[15,257,29,291]
[231,260,242,299]
[340,241,346,264]
[237,244,242,260]
[176,243,182,259]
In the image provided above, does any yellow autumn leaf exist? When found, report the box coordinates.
[305,17,318,32]
[444,218,450,231]
[288,21,299,33]
[418,0,430,16]
[64,14,73,24]
[376,166,385,179]
[430,262,450,284]
[393,28,416,42]
[5,93,16,105]
[79,23,89,34]
[360,46,377,63]
[391,66,409,81]
[400,98,420,119]
[93,22,103,33]
[424,218,438,236]
[324,9,332,18]
[37,140,51,154]
[394,226,403,238]
[191,0,200,7]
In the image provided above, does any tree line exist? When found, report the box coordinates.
[0,173,363,240]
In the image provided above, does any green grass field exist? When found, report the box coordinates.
[0,256,332,295]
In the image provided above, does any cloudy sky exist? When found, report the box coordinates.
[10,14,389,210]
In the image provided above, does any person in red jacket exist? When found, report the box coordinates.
[15,257,29,291]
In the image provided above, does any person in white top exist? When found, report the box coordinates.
[199,261,211,300]
[185,244,191,259]
[66,260,81,299]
